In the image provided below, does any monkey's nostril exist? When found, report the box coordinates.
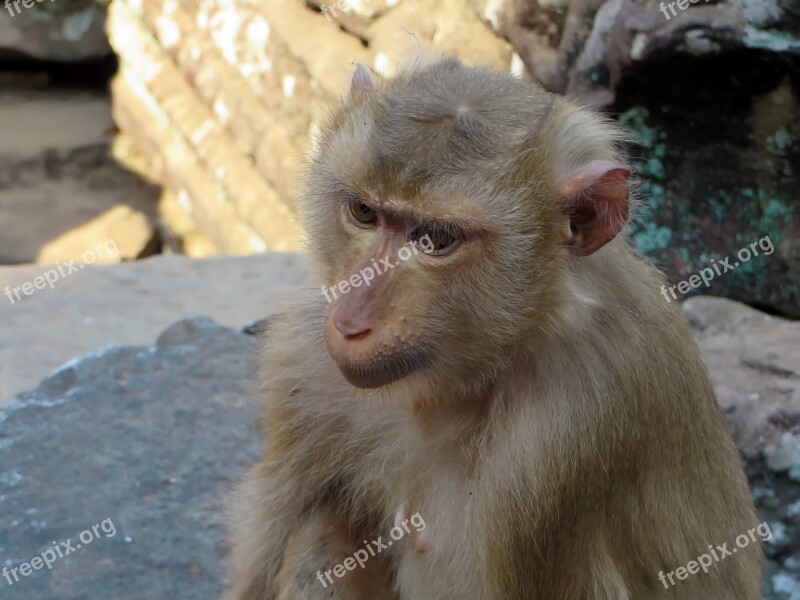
[334,318,372,341]
[343,328,372,341]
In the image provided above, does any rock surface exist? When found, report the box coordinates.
[0,317,261,599]
[616,66,799,319]
[0,81,161,265]
[0,252,310,403]
[107,0,513,253]
[499,0,800,106]
[0,0,111,62]
[683,297,800,462]
[0,295,797,598]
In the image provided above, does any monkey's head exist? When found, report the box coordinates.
[303,56,631,394]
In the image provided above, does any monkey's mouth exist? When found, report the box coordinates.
[334,347,432,389]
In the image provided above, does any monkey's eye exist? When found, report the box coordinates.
[346,199,379,227]
[409,224,461,256]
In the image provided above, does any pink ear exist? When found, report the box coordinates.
[561,161,630,256]
[351,63,373,97]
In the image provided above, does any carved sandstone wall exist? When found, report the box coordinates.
[107,0,513,252]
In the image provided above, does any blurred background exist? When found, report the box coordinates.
[0,0,798,598]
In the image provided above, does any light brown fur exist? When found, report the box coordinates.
[223,55,763,600]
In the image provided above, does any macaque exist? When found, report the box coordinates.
[223,55,763,599]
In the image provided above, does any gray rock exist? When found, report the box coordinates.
[0,1,110,62]
[0,317,261,599]
[683,297,800,462]
[507,0,800,106]
[0,82,161,267]
[0,252,310,403]
[765,433,800,478]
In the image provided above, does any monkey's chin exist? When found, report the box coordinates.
[333,349,431,389]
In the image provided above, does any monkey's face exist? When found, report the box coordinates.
[307,158,560,392]
[317,191,500,390]
[303,59,630,393]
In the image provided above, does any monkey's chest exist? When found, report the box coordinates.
[378,457,492,599]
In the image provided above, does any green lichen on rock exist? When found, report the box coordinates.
[619,106,668,186]
[620,106,676,257]
[634,223,672,254]
[620,106,660,149]
[766,128,794,157]
[747,191,794,241]
[615,71,799,315]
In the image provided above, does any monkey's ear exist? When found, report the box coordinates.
[561,161,630,256]
[351,63,374,97]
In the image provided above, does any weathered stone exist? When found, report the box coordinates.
[0,252,310,402]
[111,73,273,254]
[157,189,219,257]
[0,168,161,265]
[488,0,567,84]
[682,297,800,462]
[617,64,798,317]
[0,1,110,62]
[108,0,512,254]
[366,0,513,73]
[0,84,160,265]
[0,87,111,168]
[503,0,800,105]
[0,318,261,599]
[108,2,301,252]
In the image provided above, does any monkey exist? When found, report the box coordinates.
[222,55,763,600]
